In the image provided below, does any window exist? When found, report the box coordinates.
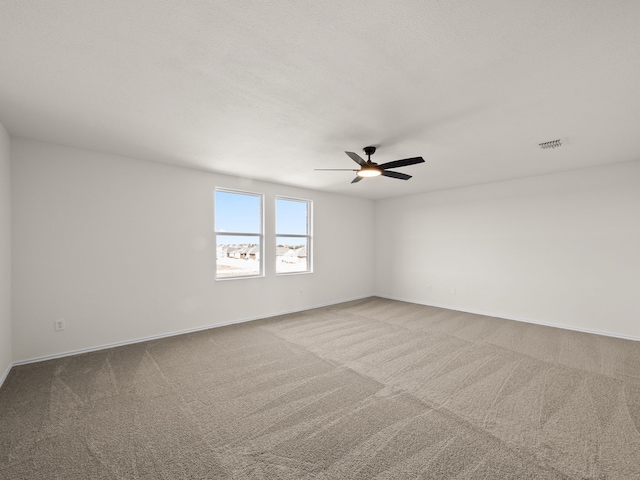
[276,197,312,274]
[214,189,263,279]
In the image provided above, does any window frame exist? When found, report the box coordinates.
[275,196,313,275]
[214,187,264,280]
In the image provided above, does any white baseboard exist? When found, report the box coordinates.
[0,362,12,390]
[375,294,640,343]
[5,294,637,386]
[11,295,374,367]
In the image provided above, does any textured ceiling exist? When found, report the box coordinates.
[1,1,640,199]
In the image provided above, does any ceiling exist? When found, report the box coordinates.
[1,1,640,200]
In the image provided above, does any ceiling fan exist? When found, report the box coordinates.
[315,146,425,183]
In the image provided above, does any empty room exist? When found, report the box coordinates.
[1,2,639,479]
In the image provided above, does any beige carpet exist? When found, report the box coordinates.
[1,297,639,479]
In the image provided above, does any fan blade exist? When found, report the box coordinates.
[314,168,358,171]
[381,170,412,180]
[345,151,367,166]
[378,157,425,170]
[351,176,363,184]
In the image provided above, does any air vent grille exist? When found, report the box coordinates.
[539,139,563,150]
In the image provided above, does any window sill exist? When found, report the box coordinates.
[275,270,313,276]
[215,274,265,281]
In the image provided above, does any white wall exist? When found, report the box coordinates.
[11,138,375,362]
[375,161,640,339]
[0,123,11,382]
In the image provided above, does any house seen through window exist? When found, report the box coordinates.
[214,189,263,279]
[276,197,312,274]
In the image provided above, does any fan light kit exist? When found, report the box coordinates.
[357,167,382,178]
[315,146,425,184]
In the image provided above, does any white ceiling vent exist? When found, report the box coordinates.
[538,138,564,150]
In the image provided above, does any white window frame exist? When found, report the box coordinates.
[275,196,312,275]
[214,187,264,280]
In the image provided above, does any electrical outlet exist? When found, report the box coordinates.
[54,319,65,331]
[451,287,456,295]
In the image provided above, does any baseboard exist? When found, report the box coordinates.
[14,293,634,371]
[376,294,640,342]
[0,362,12,390]
[12,294,374,367]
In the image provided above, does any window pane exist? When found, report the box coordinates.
[216,235,261,278]
[215,190,261,234]
[276,198,308,235]
[276,236,308,274]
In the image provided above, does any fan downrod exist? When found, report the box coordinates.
[363,146,376,158]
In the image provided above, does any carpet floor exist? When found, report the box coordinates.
[1,297,639,479]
